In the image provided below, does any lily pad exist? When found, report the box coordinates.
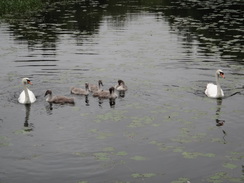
[93,152,110,161]
[131,173,156,178]
[223,163,237,170]
[130,155,147,161]
[116,151,128,156]
[171,177,190,183]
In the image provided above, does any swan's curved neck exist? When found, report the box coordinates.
[215,73,221,97]
[23,84,31,104]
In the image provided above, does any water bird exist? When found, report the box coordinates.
[71,82,89,96]
[92,81,104,97]
[18,78,36,104]
[115,80,128,91]
[205,69,225,98]
[89,80,103,93]
[98,87,117,99]
[44,90,75,104]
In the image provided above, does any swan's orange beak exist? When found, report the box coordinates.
[27,80,33,85]
[220,73,225,78]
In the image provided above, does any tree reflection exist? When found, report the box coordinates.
[2,0,242,59]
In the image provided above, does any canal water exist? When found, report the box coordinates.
[0,0,243,182]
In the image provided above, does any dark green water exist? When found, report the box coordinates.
[0,0,243,182]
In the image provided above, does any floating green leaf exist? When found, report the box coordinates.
[171,177,190,183]
[130,156,147,161]
[131,173,156,178]
[182,152,215,159]
[77,181,88,183]
[93,152,110,161]
[223,163,237,170]
[103,147,115,152]
[116,151,128,156]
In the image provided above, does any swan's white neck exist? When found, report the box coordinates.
[215,73,222,97]
[23,84,31,104]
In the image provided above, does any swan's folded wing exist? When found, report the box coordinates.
[18,90,25,104]
[27,89,36,103]
[205,83,217,98]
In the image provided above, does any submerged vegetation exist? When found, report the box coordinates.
[0,0,43,17]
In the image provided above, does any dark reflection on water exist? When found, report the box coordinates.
[23,104,34,132]
[215,99,225,132]
[215,99,227,144]
[2,0,243,60]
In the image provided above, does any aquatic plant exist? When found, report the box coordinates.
[0,0,42,16]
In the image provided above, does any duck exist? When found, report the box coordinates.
[44,90,74,104]
[115,80,128,91]
[71,82,89,96]
[89,80,103,92]
[18,78,36,104]
[98,87,117,99]
[205,69,225,98]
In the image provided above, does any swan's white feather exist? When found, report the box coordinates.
[205,83,224,98]
[18,88,36,104]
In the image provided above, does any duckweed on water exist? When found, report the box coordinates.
[170,177,190,183]
[128,116,155,128]
[93,152,110,161]
[206,172,244,183]
[182,152,215,159]
[89,128,114,139]
[131,173,156,178]
[130,155,147,161]
[116,151,128,156]
[94,110,127,123]
[0,136,10,147]
[0,0,42,16]
[223,163,237,170]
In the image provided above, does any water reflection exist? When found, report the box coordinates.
[98,98,116,108]
[215,99,227,144]
[2,0,242,59]
[109,98,116,108]
[45,103,53,115]
[215,99,225,127]
[118,91,126,98]
[23,104,34,132]
[85,95,89,106]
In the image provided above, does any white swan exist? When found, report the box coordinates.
[205,69,225,98]
[45,90,74,104]
[18,78,36,104]
[115,80,128,91]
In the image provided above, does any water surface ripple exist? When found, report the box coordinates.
[0,0,243,183]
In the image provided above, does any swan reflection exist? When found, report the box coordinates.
[215,99,227,144]
[24,104,34,131]
[215,99,225,126]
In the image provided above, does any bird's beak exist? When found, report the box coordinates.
[27,80,33,85]
[220,73,225,78]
